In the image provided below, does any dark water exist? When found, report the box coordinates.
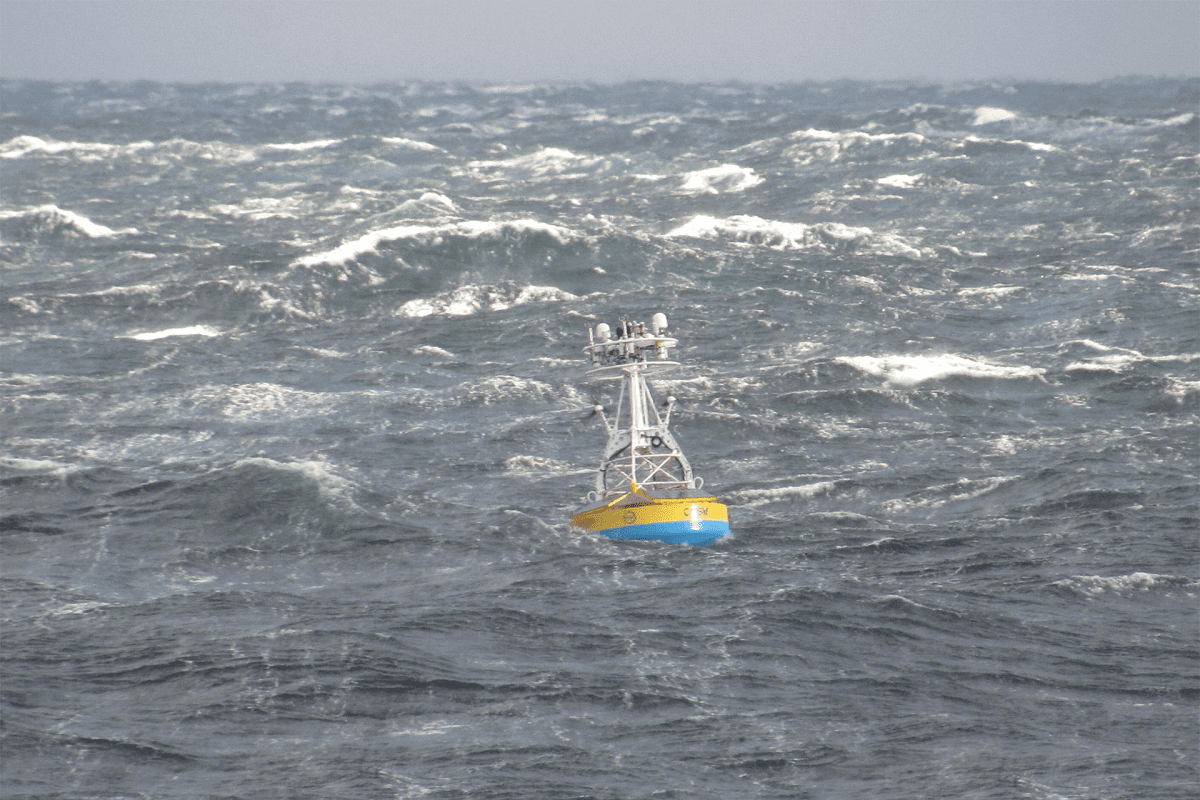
[1,78,1197,799]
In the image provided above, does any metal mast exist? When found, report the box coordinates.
[584,314,701,500]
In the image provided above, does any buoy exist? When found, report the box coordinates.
[569,314,730,545]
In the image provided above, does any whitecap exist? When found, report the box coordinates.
[1054,572,1194,597]
[9,296,42,314]
[503,456,587,477]
[1063,344,1200,373]
[837,354,1046,386]
[0,135,154,160]
[958,285,1023,302]
[0,205,138,238]
[0,456,71,475]
[294,223,433,268]
[264,139,342,151]
[971,106,1017,126]
[210,196,306,220]
[963,134,1058,152]
[667,214,922,258]
[294,219,576,268]
[381,136,444,152]
[877,173,923,189]
[128,325,220,341]
[396,283,578,318]
[234,456,361,509]
[454,375,559,405]
[47,601,115,618]
[806,511,875,525]
[785,129,926,163]
[880,476,1015,515]
[732,482,835,508]
[679,164,763,194]
[202,382,335,422]
[413,345,456,360]
[667,214,812,249]
[395,192,459,216]
[1164,378,1200,401]
[467,147,599,177]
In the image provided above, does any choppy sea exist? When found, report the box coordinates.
[1,78,1198,799]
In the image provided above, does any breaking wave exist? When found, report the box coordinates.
[0,205,138,241]
[293,219,580,269]
[836,354,1047,386]
[397,283,579,318]
[667,214,924,258]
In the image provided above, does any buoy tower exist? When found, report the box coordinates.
[569,313,730,545]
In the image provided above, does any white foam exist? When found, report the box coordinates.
[881,476,1014,515]
[786,129,926,164]
[388,721,465,737]
[1054,572,1192,597]
[679,164,763,194]
[963,134,1058,152]
[157,137,258,164]
[235,456,360,509]
[1064,344,1199,373]
[838,354,1046,386]
[1165,377,1200,401]
[503,455,587,477]
[47,601,115,618]
[1,135,76,158]
[413,345,456,360]
[0,135,153,160]
[971,106,1017,126]
[206,382,335,422]
[0,456,71,475]
[807,511,875,525]
[9,296,42,314]
[792,128,839,141]
[454,375,559,405]
[294,219,575,268]
[733,482,835,508]
[129,325,220,341]
[264,139,342,151]
[468,147,599,176]
[382,136,444,152]
[395,192,459,215]
[0,135,278,168]
[396,283,578,318]
[0,205,138,237]
[293,224,430,268]
[667,214,922,258]
[210,196,305,220]
[958,285,1023,301]
[877,173,923,189]
[668,214,812,249]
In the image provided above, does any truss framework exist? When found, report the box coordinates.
[583,317,701,500]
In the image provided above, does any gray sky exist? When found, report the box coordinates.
[1,0,1196,84]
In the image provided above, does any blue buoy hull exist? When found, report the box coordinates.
[599,519,730,545]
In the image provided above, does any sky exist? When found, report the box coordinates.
[0,0,1196,84]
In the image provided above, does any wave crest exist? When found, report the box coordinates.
[397,282,578,318]
[667,214,922,258]
[294,219,579,269]
[837,354,1046,386]
[678,164,763,194]
[0,205,138,241]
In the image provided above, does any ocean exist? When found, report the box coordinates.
[1,78,1197,799]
